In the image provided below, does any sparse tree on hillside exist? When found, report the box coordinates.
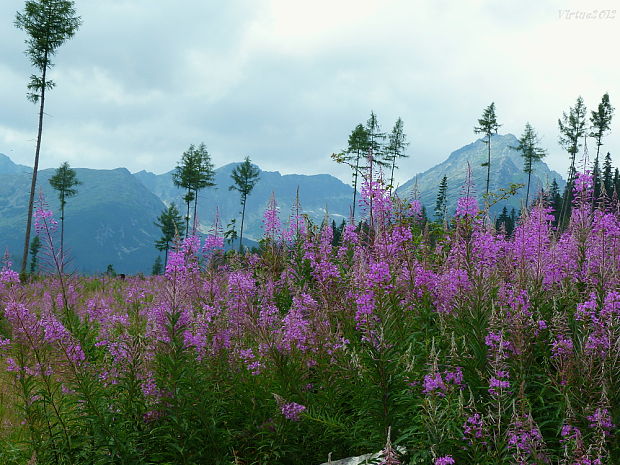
[229,156,260,252]
[172,143,215,237]
[385,117,409,194]
[514,122,546,207]
[49,161,80,272]
[474,102,501,196]
[16,0,81,275]
[154,203,184,267]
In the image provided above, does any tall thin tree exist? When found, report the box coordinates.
[589,93,614,162]
[48,161,80,272]
[558,96,587,225]
[474,102,501,196]
[16,0,81,275]
[385,117,409,194]
[331,124,370,220]
[513,122,546,207]
[229,156,261,252]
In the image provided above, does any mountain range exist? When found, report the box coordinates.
[396,133,565,216]
[0,133,565,274]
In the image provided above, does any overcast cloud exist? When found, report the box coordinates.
[1,0,619,186]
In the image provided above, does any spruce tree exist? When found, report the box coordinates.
[154,204,184,267]
[152,256,164,276]
[229,156,260,252]
[514,123,546,207]
[434,175,448,223]
[603,152,613,194]
[29,235,41,274]
[495,206,512,235]
[16,0,81,275]
[385,117,409,194]
[474,102,501,196]
[48,161,80,272]
[549,178,563,225]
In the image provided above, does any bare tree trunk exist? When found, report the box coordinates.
[239,196,246,252]
[192,189,198,235]
[352,151,360,220]
[60,199,65,274]
[21,52,48,276]
[485,134,491,195]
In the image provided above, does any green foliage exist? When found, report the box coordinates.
[589,93,614,156]
[434,175,448,223]
[48,162,81,211]
[385,117,409,192]
[172,143,215,237]
[152,255,164,275]
[15,0,81,276]
[229,156,260,252]
[14,0,81,102]
[474,102,501,195]
[154,203,183,264]
[29,235,41,274]
[512,122,546,206]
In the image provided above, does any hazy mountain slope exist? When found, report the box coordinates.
[397,134,565,216]
[0,166,166,274]
[135,163,355,239]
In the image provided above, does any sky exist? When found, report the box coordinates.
[1,0,619,187]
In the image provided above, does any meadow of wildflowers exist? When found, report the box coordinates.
[0,172,618,465]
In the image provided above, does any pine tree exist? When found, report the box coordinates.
[590,93,614,162]
[559,96,588,184]
[48,161,80,272]
[513,123,546,207]
[549,178,563,225]
[603,152,613,194]
[152,256,164,276]
[366,111,387,169]
[172,143,215,237]
[509,208,518,228]
[154,204,184,267]
[229,156,260,252]
[474,102,501,196]
[434,175,448,223]
[16,0,81,275]
[29,235,41,274]
[343,124,369,219]
[495,206,513,236]
[592,155,602,201]
[385,117,409,194]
